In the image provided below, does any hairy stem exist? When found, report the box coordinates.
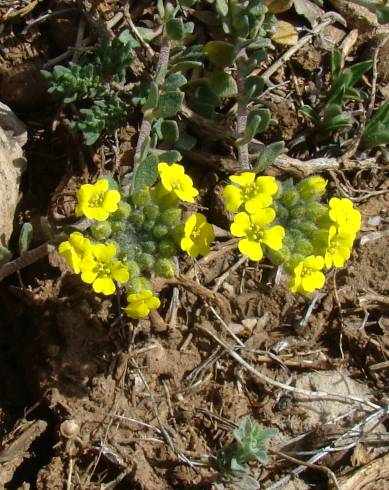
[131,37,171,192]
[236,50,250,170]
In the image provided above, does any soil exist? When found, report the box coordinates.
[0,2,388,490]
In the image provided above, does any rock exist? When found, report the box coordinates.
[0,102,27,247]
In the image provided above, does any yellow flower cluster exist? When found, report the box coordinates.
[224,172,285,261]
[289,196,361,296]
[59,233,129,295]
[158,163,214,258]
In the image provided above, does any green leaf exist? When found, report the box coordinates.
[191,101,218,119]
[180,0,198,6]
[98,176,119,190]
[139,136,151,163]
[155,149,182,162]
[216,0,229,16]
[161,120,179,144]
[240,50,267,76]
[166,18,185,40]
[157,0,165,18]
[143,82,159,111]
[155,91,184,118]
[134,154,159,191]
[164,73,187,91]
[300,106,320,126]
[244,76,265,100]
[203,41,236,68]
[170,61,203,73]
[207,71,237,98]
[254,141,285,172]
[19,222,33,256]
[176,133,197,150]
[0,245,12,268]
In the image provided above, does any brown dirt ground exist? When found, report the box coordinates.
[0,2,388,489]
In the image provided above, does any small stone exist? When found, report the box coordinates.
[241,318,257,331]
[368,216,381,226]
[60,419,80,439]
[222,282,235,296]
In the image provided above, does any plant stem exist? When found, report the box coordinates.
[131,36,171,192]
[236,50,250,170]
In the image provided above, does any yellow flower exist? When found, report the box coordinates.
[223,173,278,213]
[230,210,285,261]
[180,213,215,258]
[289,255,325,295]
[328,197,361,234]
[158,162,199,203]
[324,225,354,269]
[123,290,161,319]
[58,231,92,274]
[79,243,129,295]
[75,179,121,221]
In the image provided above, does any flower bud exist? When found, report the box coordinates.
[294,239,313,256]
[289,206,305,219]
[153,224,168,239]
[110,201,132,221]
[137,253,155,270]
[266,246,291,265]
[161,208,182,227]
[285,254,305,274]
[154,258,175,278]
[129,210,144,227]
[142,220,155,232]
[128,276,152,293]
[111,221,126,233]
[132,187,151,207]
[126,260,141,279]
[297,176,327,200]
[305,202,328,222]
[279,189,300,208]
[90,221,112,240]
[158,239,177,257]
[144,204,160,220]
[142,240,157,254]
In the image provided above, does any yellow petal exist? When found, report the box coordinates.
[103,190,120,212]
[231,212,250,237]
[245,194,273,213]
[263,225,285,251]
[229,172,256,186]
[250,208,276,227]
[238,238,263,261]
[223,185,243,212]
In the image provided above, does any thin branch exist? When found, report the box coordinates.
[0,244,55,282]
[236,50,250,170]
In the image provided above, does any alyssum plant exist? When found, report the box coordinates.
[58,165,361,318]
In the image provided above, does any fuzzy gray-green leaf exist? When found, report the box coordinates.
[155,91,184,118]
[19,222,33,256]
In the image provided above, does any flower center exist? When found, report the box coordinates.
[247,224,264,242]
[88,193,105,208]
[95,262,111,277]
[171,180,184,192]
[191,227,201,239]
[301,266,312,278]
[241,183,257,201]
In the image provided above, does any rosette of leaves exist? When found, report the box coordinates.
[42,30,139,145]
[212,417,277,490]
[300,51,373,144]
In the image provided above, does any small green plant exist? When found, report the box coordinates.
[212,417,277,489]
[42,30,139,145]
[360,99,389,149]
[300,51,373,142]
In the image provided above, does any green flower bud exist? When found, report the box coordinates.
[288,228,304,243]
[126,260,141,279]
[144,204,160,220]
[90,221,112,240]
[161,208,182,227]
[294,239,313,256]
[111,221,126,233]
[128,276,152,294]
[279,189,300,208]
[142,219,155,233]
[306,202,328,222]
[132,187,151,207]
[154,258,176,278]
[110,201,132,221]
[142,240,157,254]
[137,253,155,270]
[118,243,139,261]
[129,210,145,227]
[266,246,291,265]
[273,201,289,222]
[289,206,305,219]
[158,239,178,258]
[284,254,305,274]
[291,221,317,239]
[153,224,168,239]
